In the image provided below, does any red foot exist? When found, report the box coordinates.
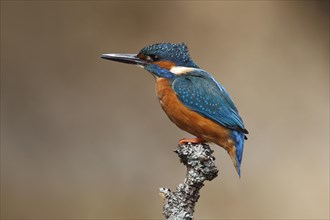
[179,137,205,145]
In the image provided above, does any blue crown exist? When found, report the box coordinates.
[139,43,199,68]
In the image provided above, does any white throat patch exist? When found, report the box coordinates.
[170,66,197,75]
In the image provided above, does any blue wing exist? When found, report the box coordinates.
[170,70,246,133]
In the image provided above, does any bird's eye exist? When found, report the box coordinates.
[151,55,160,61]
[145,55,160,62]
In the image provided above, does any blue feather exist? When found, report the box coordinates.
[231,130,245,177]
[170,69,246,132]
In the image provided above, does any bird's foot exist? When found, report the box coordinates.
[179,137,205,145]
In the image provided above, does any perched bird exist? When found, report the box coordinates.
[101,43,248,176]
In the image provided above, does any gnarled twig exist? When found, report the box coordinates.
[159,143,219,220]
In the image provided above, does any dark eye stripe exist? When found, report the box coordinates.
[151,55,160,61]
[138,53,160,62]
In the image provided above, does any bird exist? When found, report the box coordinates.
[101,43,248,176]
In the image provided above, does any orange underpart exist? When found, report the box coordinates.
[154,61,175,70]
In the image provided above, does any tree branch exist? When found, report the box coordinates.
[159,143,219,220]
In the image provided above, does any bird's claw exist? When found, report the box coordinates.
[178,137,205,145]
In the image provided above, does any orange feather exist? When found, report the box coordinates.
[154,61,175,70]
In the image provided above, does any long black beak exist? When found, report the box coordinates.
[101,53,146,66]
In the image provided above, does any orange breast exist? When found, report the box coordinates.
[155,78,234,150]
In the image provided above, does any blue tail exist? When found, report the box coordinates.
[232,130,245,177]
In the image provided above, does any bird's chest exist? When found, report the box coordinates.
[155,78,193,123]
[155,78,174,109]
[155,78,205,135]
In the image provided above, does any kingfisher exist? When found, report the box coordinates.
[101,43,248,176]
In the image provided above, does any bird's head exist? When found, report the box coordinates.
[101,43,199,78]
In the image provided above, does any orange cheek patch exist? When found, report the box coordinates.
[155,61,175,70]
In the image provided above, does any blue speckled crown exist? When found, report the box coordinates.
[139,43,199,68]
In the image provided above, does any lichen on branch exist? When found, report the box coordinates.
[159,143,218,220]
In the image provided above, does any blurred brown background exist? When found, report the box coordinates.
[1,1,329,219]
